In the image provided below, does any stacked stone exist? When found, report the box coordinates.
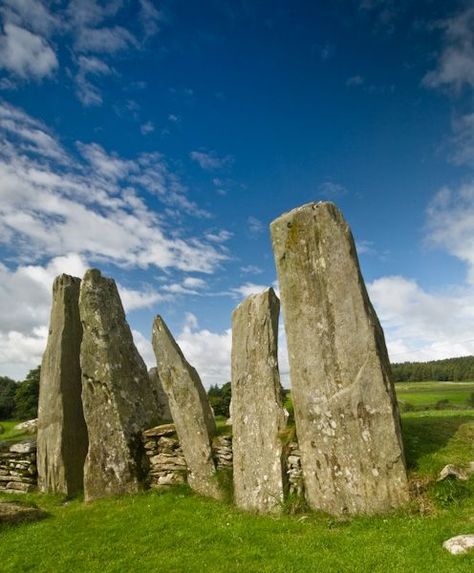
[286,442,303,497]
[213,436,233,470]
[143,424,186,488]
[0,441,37,494]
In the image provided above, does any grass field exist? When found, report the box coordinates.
[395,381,474,410]
[0,384,473,572]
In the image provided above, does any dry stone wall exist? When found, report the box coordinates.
[0,440,37,494]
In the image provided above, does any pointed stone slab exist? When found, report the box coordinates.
[37,274,88,497]
[231,288,287,513]
[79,269,155,501]
[271,202,408,515]
[148,367,172,423]
[152,315,222,500]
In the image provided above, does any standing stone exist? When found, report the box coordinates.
[231,288,287,513]
[152,315,222,500]
[79,269,155,501]
[37,274,88,497]
[148,367,172,423]
[271,202,408,515]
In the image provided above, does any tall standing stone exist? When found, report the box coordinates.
[231,288,287,513]
[79,269,155,501]
[271,202,408,515]
[152,315,222,500]
[148,367,172,423]
[37,274,88,497]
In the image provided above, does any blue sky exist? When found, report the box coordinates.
[1,0,474,386]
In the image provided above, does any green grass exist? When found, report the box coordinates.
[0,420,30,444]
[1,409,473,572]
[395,381,474,410]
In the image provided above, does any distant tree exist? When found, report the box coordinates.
[14,366,40,420]
[0,376,18,420]
[391,356,474,383]
[208,382,232,417]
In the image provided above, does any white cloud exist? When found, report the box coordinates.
[75,25,137,54]
[318,181,347,198]
[426,181,474,282]
[118,286,164,312]
[140,121,154,135]
[139,0,162,40]
[368,275,474,363]
[0,103,222,271]
[132,329,156,370]
[247,216,264,235]
[190,150,233,171]
[0,23,58,79]
[0,327,47,380]
[231,282,269,299]
[240,265,263,274]
[182,277,207,289]
[176,315,232,388]
[450,112,474,166]
[74,55,114,106]
[1,0,59,37]
[205,230,233,243]
[423,7,474,91]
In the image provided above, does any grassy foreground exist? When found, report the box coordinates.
[1,407,474,572]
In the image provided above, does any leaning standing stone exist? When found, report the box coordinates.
[37,274,88,497]
[79,269,154,501]
[152,315,222,500]
[271,202,408,515]
[231,288,287,513]
[148,367,173,423]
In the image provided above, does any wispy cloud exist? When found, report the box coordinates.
[190,150,233,171]
[0,23,58,79]
[247,216,264,235]
[346,75,364,86]
[318,181,347,198]
[74,55,114,106]
[423,7,474,92]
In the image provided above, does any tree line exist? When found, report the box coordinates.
[0,367,40,420]
[2,355,474,422]
[391,355,474,382]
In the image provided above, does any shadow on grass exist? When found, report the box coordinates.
[401,414,473,470]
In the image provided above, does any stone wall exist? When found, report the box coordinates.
[0,440,37,494]
[142,424,302,500]
[1,428,304,503]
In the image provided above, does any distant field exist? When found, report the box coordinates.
[0,420,28,443]
[395,381,474,410]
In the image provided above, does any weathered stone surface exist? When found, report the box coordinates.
[152,315,222,500]
[437,464,469,482]
[79,269,154,501]
[443,535,474,555]
[271,201,408,515]
[37,274,88,497]
[9,441,36,455]
[0,502,46,525]
[14,419,37,434]
[231,288,287,513]
[148,368,173,422]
